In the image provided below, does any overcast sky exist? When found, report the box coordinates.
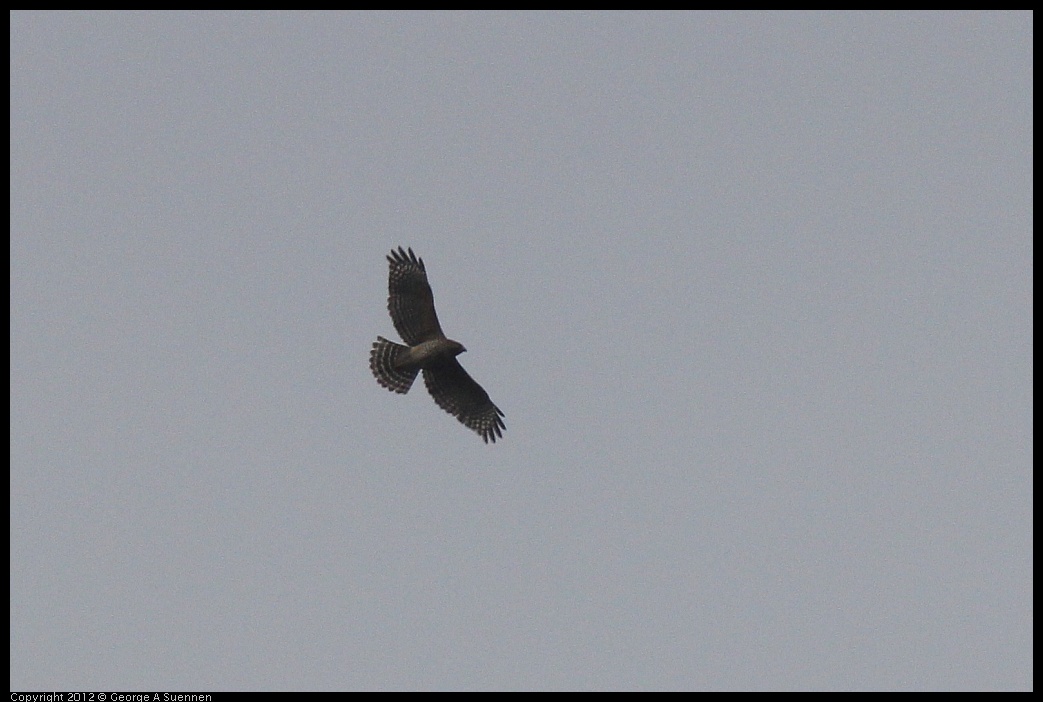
[10,11,1032,691]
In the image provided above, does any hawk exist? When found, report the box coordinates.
[370,247,506,443]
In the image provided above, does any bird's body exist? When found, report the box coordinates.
[403,338,466,366]
[370,247,505,443]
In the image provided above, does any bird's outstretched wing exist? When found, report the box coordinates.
[423,358,506,443]
[386,246,444,345]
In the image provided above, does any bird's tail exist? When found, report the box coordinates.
[370,337,419,394]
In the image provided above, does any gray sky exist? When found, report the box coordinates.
[10,11,1032,691]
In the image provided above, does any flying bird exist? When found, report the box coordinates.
[370,247,506,443]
